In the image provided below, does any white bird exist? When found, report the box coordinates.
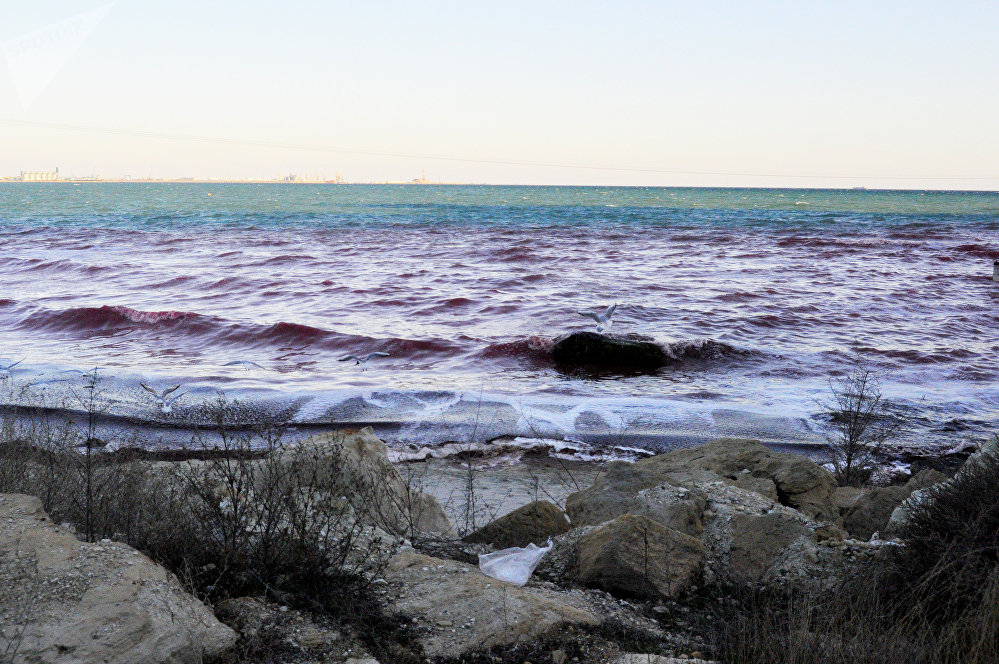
[339,351,390,369]
[0,359,24,380]
[140,383,187,414]
[578,303,618,333]
[223,360,265,370]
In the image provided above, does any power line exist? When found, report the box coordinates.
[2,118,997,181]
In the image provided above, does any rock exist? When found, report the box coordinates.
[575,514,706,599]
[0,494,237,664]
[215,596,365,661]
[843,485,910,540]
[833,486,865,517]
[814,523,847,542]
[690,481,827,587]
[883,468,951,535]
[731,474,778,501]
[552,332,666,370]
[463,500,570,548]
[612,656,717,664]
[727,513,817,583]
[283,427,452,537]
[887,442,997,535]
[844,469,948,540]
[384,550,599,658]
[565,462,707,536]
[567,438,839,526]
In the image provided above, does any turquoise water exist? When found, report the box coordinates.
[3,184,999,226]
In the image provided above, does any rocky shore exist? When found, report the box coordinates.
[0,427,991,663]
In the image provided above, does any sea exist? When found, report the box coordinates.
[1,183,997,459]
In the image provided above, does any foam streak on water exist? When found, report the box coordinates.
[1,184,997,452]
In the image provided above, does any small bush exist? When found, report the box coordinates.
[125,394,393,603]
[823,368,905,487]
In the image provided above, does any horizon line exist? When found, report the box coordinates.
[2,178,999,193]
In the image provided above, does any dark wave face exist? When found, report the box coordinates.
[1,183,998,449]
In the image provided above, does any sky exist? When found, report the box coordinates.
[1,1,998,187]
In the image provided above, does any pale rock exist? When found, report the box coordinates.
[0,494,236,664]
[384,550,599,658]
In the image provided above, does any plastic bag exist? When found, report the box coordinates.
[478,540,552,586]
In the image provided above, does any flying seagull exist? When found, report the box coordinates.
[140,383,187,414]
[339,351,390,369]
[0,359,24,379]
[578,303,618,333]
[223,360,266,370]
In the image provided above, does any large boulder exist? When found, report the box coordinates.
[843,469,948,540]
[0,494,237,664]
[384,550,599,658]
[576,514,706,599]
[283,428,452,537]
[693,481,824,586]
[566,462,707,536]
[727,513,817,583]
[567,438,839,526]
[463,500,570,548]
[548,479,839,593]
[833,486,865,517]
[552,332,666,370]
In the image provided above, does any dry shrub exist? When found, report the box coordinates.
[0,392,417,661]
[125,394,394,603]
[0,395,150,543]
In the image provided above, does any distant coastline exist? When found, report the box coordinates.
[2,179,998,192]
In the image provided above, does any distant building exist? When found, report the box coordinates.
[20,168,60,181]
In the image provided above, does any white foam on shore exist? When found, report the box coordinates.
[386,435,656,465]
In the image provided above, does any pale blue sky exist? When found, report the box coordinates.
[2,1,998,187]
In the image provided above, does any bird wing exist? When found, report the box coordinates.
[604,303,618,319]
[161,384,182,397]
[578,312,600,322]
[7,359,23,370]
[140,383,159,396]
[339,355,359,362]
[164,391,187,406]
[364,352,390,361]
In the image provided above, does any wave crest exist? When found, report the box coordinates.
[664,338,756,363]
